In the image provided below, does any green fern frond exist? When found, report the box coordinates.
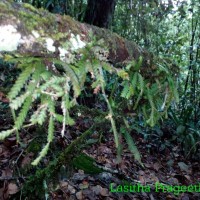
[102,62,116,74]
[66,114,75,126]
[71,62,86,88]
[146,112,155,127]
[91,80,99,89]
[40,71,52,81]
[14,96,32,130]
[38,107,48,125]
[117,69,129,80]
[54,114,63,122]
[40,76,65,92]
[62,94,75,126]
[66,65,81,97]
[50,84,64,96]
[134,56,143,71]
[48,98,56,114]
[10,92,29,110]
[30,105,47,125]
[0,129,15,140]
[137,73,144,92]
[54,60,81,97]
[131,72,138,94]
[128,85,134,98]
[31,142,50,166]
[133,73,144,109]
[12,64,45,129]
[47,115,54,142]
[121,127,143,166]
[167,77,179,102]
[26,62,45,94]
[92,61,100,77]
[8,65,34,100]
[121,81,129,99]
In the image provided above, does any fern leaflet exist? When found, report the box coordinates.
[47,115,54,142]
[14,96,32,130]
[31,142,50,166]
[8,65,34,100]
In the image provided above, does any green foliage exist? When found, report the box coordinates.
[32,142,50,166]
[118,59,178,127]
[14,96,32,130]
[170,107,200,157]
[0,38,178,165]
[72,153,103,174]
[8,65,33,100]
[47,115,54,143]
[113,0,199,156]
[0,129,15,140]
[121,126,143,166]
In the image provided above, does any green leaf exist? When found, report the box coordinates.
[47,115,54,142]
[14,96,32,130]
[0,129,15,140]
[121,81,129,98]
[117,69,129,80]
[10,92,29,110]
[8,65,34,100]
[121,128,143,166]
[72,153,103,174]
[32,142,50,166]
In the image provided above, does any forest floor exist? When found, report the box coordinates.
[0,65,200,200]
[0,99,200,200]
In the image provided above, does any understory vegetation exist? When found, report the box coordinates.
[0,0,199,199]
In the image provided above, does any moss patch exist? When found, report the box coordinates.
[72,153,103,174]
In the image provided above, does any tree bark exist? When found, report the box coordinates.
[84,0,116,28]
[0,0,154,77]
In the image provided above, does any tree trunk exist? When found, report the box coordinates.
[84,0,116,28]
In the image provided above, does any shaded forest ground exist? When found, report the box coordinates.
[0,63,200,200]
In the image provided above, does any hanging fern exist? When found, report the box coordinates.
[10,92,30,110]
[31,142,50,166]
[133,73,144,109]
[121,81,130,99]
[120,126,143,166]
[131,72,138,94]
[54,60,81,97]
[0,129,16,140]
[47,115,54,143]
[30,105,48,125]
[14,96,32,130]
[0,39,179,166]
[8,65,34,100]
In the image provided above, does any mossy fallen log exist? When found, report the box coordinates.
[23,125,95,195]
[0,0,154,75]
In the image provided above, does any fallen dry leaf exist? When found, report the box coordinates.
[153,162,161,171]
[7,183,18,195]
[76,191,83,200]
[2,168,13,178]
[67,185,76,194]
[92,185,101,195]
[100,187,109,197]
[139,175,146,185]
[60,181,68,188]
